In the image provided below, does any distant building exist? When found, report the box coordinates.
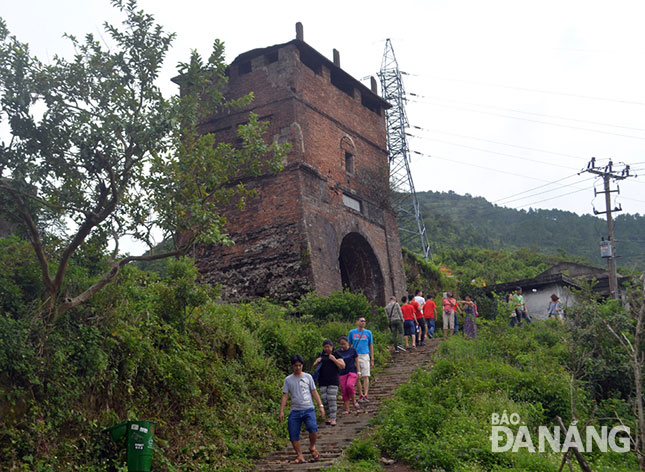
[186,24,406,305]
[484,262,631,319]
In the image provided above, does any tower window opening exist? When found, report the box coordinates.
[345,152,354,174]
[299,49,322,75]
[361,94,381,115]
[331,69,354,97]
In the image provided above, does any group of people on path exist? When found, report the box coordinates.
[385,290,479,350]
[278,316,374,464]
[278,285,566,463]
[278,289,481,463]
[385,289,437,352]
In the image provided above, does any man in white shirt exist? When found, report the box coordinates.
[413,290,426,346]
[279,354,325,463]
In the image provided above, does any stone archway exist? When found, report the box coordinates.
[338,232,385,306]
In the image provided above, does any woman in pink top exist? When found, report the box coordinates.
[442,291,459,337]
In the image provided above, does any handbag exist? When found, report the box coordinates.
[312,364,321,382]
[312,354,323,382]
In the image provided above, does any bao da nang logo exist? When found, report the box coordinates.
[490,412,630,453]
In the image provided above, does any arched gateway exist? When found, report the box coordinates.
[339,232,385,306]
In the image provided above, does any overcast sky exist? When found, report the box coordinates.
[3,0,645,224]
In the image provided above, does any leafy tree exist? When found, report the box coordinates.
[0,0,287,321]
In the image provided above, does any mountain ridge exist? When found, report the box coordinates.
[409,190,644,271]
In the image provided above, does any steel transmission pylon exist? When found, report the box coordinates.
[378,39,432,261]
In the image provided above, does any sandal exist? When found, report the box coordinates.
[325,419,331,425]
[342,410,351,415]
[290,457,307,464]
[329,420,337,426]
[309,448,320,461]
[353,402,360,410]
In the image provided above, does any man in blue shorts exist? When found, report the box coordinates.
[279,354,325,463]
[348,316,374,402]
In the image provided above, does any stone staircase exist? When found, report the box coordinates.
[255,338,441,471]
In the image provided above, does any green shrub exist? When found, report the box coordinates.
[345,438,380,463]
[0,237,43,316]
[293,289,374,324]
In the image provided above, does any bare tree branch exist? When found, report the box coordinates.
[556,416,593,472]
[53,246,187,321]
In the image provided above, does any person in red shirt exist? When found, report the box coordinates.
[423,293,437,339]
[413,290,427,346]
[409,297,422,346]
[400,296,417,348]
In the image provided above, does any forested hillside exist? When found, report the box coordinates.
[411,190,645,271]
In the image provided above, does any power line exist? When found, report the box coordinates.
[402,72,645,107]
[498,176,598,206]
[620,196,645,204]
[410,130,645,195]
[492,174,591,204]
[412,150,582,185]
[410,126,588,161]
[406,97,645,141]
[409,149,645,209]
[407,132,580,170]
[514,188,591,209]
[410,150,615,211]
[407,93,645,132]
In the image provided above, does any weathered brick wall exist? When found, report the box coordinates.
[193,38,406,304]
[195,168,312,301]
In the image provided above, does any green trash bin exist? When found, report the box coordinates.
[106,421,155,472]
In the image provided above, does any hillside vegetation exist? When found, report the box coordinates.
[410,190,645,271]
[2,233,644,471]
[0,237,392,471]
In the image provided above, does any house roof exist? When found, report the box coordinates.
[484,262,631,297]
[534,261,611,279]
[484,273,582,295]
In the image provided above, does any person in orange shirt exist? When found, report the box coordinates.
[423,293,437,339]
[400,295,418,348]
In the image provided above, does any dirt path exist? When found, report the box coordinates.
[255,338,441,471]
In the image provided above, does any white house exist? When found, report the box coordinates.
[484,262,630,320]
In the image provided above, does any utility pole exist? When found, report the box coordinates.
[581,158,634,299]
[378,39,432,261]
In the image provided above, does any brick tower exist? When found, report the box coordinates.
[194,24,406,305]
